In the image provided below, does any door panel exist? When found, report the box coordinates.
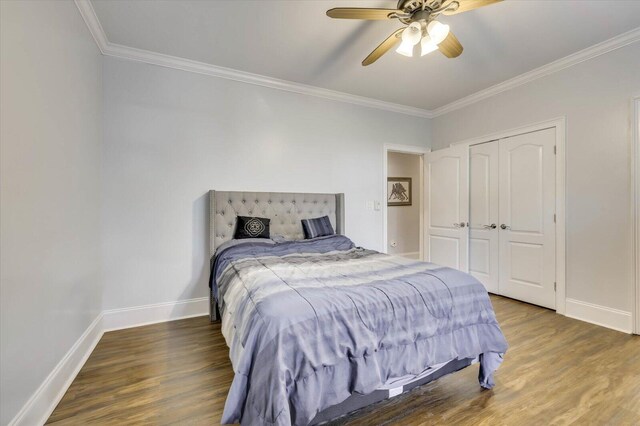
[429,236,460,269]
[429,156,461,228]
[509,242,543,285]
[469,142,499,293]
[499,128,556,309]
[425,145,468,271]
[508,144,544,232]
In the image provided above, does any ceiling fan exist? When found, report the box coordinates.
[327,0,502,66]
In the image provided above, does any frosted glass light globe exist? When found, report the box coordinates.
[427,20,450,45]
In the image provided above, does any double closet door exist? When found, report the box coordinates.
[426,128,556,309]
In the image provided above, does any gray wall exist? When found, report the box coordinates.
[387,152,421,256]
[431,42,640,312]
[0,1,103,424]
[102,56,431,310]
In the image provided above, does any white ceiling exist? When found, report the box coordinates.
[91,0,640,111]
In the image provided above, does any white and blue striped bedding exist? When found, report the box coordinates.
[211,235,508,425]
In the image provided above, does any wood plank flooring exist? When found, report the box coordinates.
[48,296,640,425]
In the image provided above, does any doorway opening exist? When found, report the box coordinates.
[383,145,428,260]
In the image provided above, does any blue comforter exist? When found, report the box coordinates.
[211,235,507,425]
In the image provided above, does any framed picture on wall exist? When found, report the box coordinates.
[387,177,412,206]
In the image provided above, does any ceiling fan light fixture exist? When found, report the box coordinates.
[427,20,450,45]
[402,22,423,45]
[420,35,438,56]
[396,22,422,57]
[395,39,414,57]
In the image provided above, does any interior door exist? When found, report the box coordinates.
[499,128,556,309]
[469,141,499,293]
[425,144,469,271]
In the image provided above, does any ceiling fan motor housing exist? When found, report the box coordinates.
[397,0,455,25]
[398,0,427,13]
[397,0,449,14]
[411,10,431,23]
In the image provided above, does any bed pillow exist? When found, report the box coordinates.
[234,216,271,239]
[215,238,275,256]
[271,234,289,244]
[301,215,335,239]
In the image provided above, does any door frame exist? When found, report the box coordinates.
[633,97,640,335]
[449,117,567,314]
[383,144,430,259]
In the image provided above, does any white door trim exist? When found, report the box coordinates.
[633,96,640,335]
[448,117,567,314]
[383,144,430,259]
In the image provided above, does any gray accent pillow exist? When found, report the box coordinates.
[301,215,335,239]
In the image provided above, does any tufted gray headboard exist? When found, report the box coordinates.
[209,191,345,258]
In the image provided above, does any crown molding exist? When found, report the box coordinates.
[74,0,107,54]
[75,0,639,120]
[101,42,434,118]
[430,26,640,117]
[73,0,433,119]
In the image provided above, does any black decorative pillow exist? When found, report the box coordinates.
[234,216,270,239]
[301,216,335,239]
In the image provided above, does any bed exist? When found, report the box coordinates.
[208,190,507,426]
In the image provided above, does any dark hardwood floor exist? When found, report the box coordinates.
[47,296,640,425]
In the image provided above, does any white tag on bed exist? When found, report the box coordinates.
[388,386,403,398]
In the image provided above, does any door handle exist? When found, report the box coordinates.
[453,222,466,228]
[500,224,511,230]
[483,224,497,229]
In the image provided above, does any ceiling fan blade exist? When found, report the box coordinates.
[442,0,502,15]
[362,28,404,66]
[438,31,464,58]
[326,8,400,20]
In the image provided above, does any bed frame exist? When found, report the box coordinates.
[209,190,345,321]
[207,190,475,424]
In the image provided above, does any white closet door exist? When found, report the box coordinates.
[499,128,556,309]
[425,145,469,271]
[469,141,499,293]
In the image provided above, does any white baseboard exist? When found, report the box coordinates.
[103,297,209,331]
[565,298,633,334]
[397,251,421,260]
[9,297,209,426]
[8,313,104,426]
